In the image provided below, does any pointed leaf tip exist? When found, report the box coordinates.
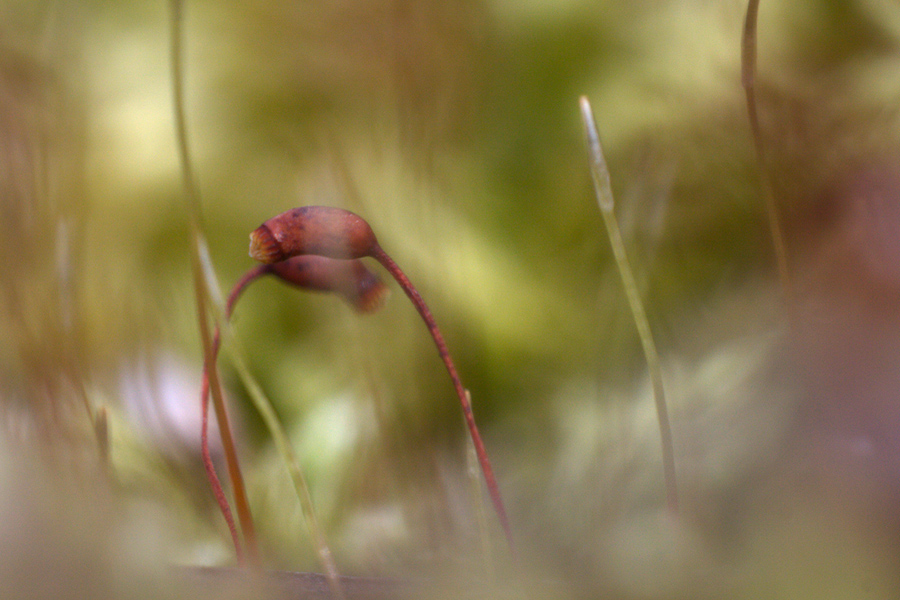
[579,96,614,212]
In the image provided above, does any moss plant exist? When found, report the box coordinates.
[249,205,516,554]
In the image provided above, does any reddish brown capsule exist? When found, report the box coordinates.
[268,256,388,313]
[249,206,378,263]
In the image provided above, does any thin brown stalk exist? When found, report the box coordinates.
[370,245,515,553]
[170,0,258,565]
[199,265,270,561]
[742,0,792,303]
[200,330,243,562]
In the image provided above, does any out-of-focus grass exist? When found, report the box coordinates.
[3,0,900,597]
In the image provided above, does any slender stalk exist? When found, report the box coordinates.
[204,258,376,597]
[225,266,270,316]
[224,339,346,600]
[465,395,495,576]
[170,0,258,564]
[579,96,678,515]
[199,267,270,562]
[370,245,515,552]
[742,0,792,303]
[199,332,243,562]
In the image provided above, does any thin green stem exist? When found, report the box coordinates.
[579,96,678,515]
[224,339,345,600]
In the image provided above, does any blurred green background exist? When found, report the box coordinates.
[3,0,900,597]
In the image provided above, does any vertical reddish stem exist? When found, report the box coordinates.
[200,328,244,562]
[370,245,515,553]
[200,265,270,564]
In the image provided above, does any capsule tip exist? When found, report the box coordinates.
[249,225,283,263]
[352,276,390,314]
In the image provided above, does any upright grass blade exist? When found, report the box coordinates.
[222,337,346,600]
[742,0,792,304]
[579,96,678,515]
[170,0,257,564]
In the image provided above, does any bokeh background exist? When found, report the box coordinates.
[3,0,900,597]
